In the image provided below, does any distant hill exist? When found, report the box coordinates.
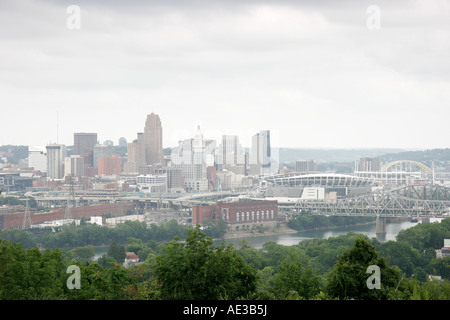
[277,148,407,164]
[380,148,450,166]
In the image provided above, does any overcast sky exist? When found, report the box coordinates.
[1,0,450,150]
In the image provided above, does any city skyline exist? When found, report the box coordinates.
[1,0,450,149]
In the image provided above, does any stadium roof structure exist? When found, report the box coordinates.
[264,173,380,188]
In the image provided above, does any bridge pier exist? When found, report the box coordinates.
[376,215,386,242]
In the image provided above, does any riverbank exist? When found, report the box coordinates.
[219,218,381,241]
[222,223,298,240]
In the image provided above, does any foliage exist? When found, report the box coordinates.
[0,239,66,299]
[271,252,322,299]
[40,219,190,249]
[326,238,402,300]
[287,211,375,231]
[396,219,450,252]
[0,229,37,249]
[153,226,258,300]
[107,242,126,263]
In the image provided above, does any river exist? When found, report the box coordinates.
[214,218,443,249]
[94,218,442,259]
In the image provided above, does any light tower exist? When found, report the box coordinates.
[22,199,31,229]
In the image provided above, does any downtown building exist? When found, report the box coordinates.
[73,133,97,169]
[249,130,278,176]
[170,126,215,192]
[46,144,67,180]
[192,200,279,231]
[124,113,163,174]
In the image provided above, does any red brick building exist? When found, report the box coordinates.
[192,205,215,225]
[98,155,122,176]
[192,200,278,227]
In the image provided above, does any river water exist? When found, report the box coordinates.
[216,219,443,250]
[94,218,442,259]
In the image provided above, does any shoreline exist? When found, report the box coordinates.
[218,219,382,241]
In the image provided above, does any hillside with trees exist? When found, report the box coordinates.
[0,218,449,300]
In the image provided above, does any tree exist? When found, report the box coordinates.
[272,252,322,299]
[107,242,126,263]
[0,240,66,299]
[71,245,95,261]
[153,226,258,300]
[376,241,422,277]
[326,238,402,300]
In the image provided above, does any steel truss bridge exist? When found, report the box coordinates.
[293,184,450,219]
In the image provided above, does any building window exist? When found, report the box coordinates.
[236,212,240,222]
[246,212,250,221]
[251,212,255,221]
[256,211,260,220]
[271,210,274,219]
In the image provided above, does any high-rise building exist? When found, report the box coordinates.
[154,167,183,192]
[296,160,318,172]
[170,126,214,192]
[46,144,66,180]
[98,155,122,176]
[218,135,245,166]
[249,130,272,176]
[74,133,97,167]
[144,113,163,165]
[28,146,47,172]
[118,137,127,148]
[359,157,381,172]
[64,155,85,177]
[124,113,163,173]
[93,144,114,169]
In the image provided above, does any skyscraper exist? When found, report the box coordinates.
[124,113,163,174]
[93,144,114,169]
[359,157,381,172]
[74,133,97,168]
[46,144,66,180]
[250,130,272,175]
[144,113,163,165]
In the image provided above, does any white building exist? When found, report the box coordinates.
[170,126,216,192]
[28,146,47,172]
[249,130,278,176]
[64,155,85,177]
[46,144,66,180]
[136,174,167,193]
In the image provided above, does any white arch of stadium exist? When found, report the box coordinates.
[264,173,380,188]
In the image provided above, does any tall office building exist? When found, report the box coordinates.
[28,146,47,172]
[249,130,272,175]
[296,160,318,172]
[46,144,66,180]
[74,133,97,168]
[93,144,114,169]
[359,157,381,172]
[98,155,122,176]
[124,113,163,173]
[118,137,127,148]
[144,113,163,165]
[170,126,214,192]
[64,155,85,177]
[220,135,245,166]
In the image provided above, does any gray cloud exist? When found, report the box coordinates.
[0,0,449,149]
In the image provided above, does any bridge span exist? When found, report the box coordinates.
[289,184,450,239]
